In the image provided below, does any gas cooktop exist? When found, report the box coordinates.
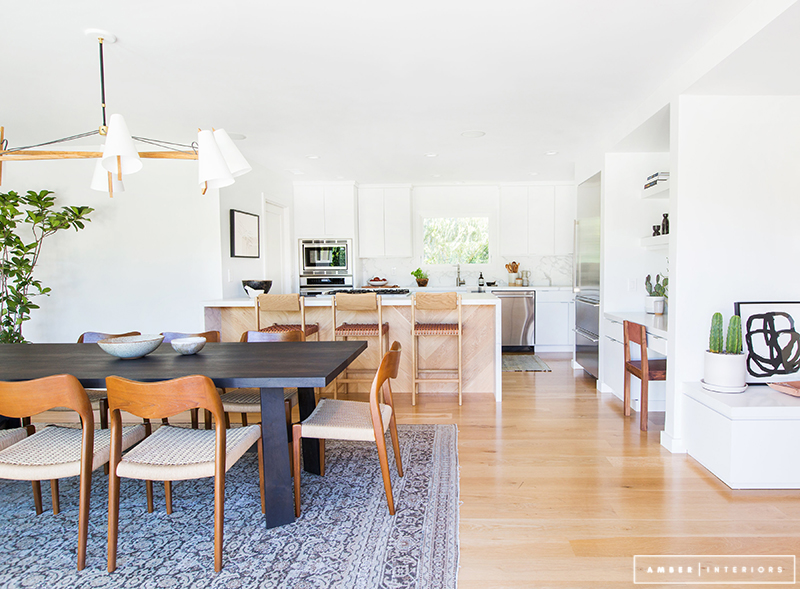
[324,288,410,295]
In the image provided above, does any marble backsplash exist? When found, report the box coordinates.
[360,255,573,288]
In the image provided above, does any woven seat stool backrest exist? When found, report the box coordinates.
[239,329,306,342]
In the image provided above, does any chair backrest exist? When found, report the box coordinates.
[78,331,141,344]
[623,320,649,365]
[334,292,379,311]
[240,329,306,342]
[413,291,459,311]
[0,374,94,433]
[257,293,301,312]
[369,341,402,408]
[106,374,223,423]
[161,330,221,343]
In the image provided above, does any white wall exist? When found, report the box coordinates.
[2,158,223,342]
[665,95,800,448]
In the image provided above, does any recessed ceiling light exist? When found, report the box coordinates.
[545,150,558,156]
[306,155,320,159]
[461,130,485,138]
[287,169,305,175]
[529,172,539,176]
[425,153,438,158]
[431,174,441,178]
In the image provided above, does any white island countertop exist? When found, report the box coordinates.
[205,292,500,308]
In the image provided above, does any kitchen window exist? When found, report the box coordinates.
[422,217,489,265]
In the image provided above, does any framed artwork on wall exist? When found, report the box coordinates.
[734,301,800,383]
[230,209,260,258]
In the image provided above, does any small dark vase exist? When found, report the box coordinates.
[661,213,669,235]
[416,278,429,287]
[652,225,661,237]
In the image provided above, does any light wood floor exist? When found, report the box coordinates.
[387,353,800,589]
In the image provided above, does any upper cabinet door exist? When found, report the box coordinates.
[528,186,556,255]
[383,187,412,257]
[554,185,577,255]
[358,188,385,257]
[323,185,356,237]
[499,186,529,256]
[293,185,326,237]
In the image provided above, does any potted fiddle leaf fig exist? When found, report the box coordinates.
[0,190,93,343]
[411,267,429,287]
[703,312,747,392]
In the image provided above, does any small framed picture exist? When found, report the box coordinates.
[734,301,800,383]
[230,209,260,258]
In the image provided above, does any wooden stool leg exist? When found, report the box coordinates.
[146,480,154,513]
[190,408,199,429]
[32,480,43,515]
[623,370,631,417]
[457,330,463,406]
[241,412,248,427]
[224,412,231,429]
[640,378,649,432]
[204,409,212,430]
[411,332,417,406]
[165,481,172,514]
[50,479,60,515]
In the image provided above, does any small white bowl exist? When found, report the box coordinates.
[368,279,388,287]
[97,335,164,359]
[171,336,207,355]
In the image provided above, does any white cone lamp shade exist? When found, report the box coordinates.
[213,129,252,177]
[198,130,234,189]
[91,149,125,194]
[101,114,143,176]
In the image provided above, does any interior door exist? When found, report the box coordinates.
[263,201,285,294]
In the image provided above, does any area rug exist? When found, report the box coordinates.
[501,353,552,372]
[0,424,459,589]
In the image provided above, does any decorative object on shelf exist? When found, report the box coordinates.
[170,336,207,355]
[411,268,429,287]
[661,213,669,235]
[97,334,164,359]
[643,171,670,190]
[734,301,800,384]
[368,277,388,287]
[230,210,260,258]
[767,381,800,397]
[242,280,272,297]
[644,274,668,314]
[0,190,93,343]
[478,272,485,287]
[521,271,530,287]
[486,280,497,287]
[0,32,250,197]
[652,225,661,237]
[703,312,747,393]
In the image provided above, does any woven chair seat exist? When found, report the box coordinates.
[261,323,319,337]
[0,428,27,452]
[0,425,146,481]
[117,424,261,481]
[334,322,390,337]
[221,387,298,413]
[414,322,460,336]
[299,398,392,442]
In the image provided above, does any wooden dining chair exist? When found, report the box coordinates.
[623,320,667,431]
[0,374,146,570]
[292,341,403,516]
[161,331,221,429]
[105,374,265,573]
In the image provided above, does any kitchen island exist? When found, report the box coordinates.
[205,292,502,401]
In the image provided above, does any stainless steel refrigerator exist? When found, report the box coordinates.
[574,172,601,378]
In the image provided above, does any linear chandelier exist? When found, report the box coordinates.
[0,30,251,197]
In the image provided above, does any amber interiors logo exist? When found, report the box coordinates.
[633,555,796,584]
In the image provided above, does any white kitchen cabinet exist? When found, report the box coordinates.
[499,185,576,257]
[499,187,529,256]
[357,186,412,257]
[528,186,556,255]
[294,183,356,238]
[535,290,575,351]
[554,185,577,254]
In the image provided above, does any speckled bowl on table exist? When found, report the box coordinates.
[97,334,164,359]
[170,336,206,355]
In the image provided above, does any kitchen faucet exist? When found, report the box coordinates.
[456,264,465,287]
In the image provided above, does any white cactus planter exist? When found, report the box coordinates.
[703,351,747,393]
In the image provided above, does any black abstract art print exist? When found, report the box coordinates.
[734,301,800,384]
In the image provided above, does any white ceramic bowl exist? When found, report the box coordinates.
[97,334,164,359]
[368,279,388,287]
[170,336,207,355]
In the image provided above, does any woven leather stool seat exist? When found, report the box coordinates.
[414,322,459,336]
[334,322,390,337]
[221,387,298,413]
[0,428,27,452]
[261,323,320,337]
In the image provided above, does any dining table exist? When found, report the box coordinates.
[0,340,367,528]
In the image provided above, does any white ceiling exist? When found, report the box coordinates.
[2,1,755,184]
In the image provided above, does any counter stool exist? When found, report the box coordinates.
[255,293,319,340]
[411,292,463,405]
[332,292,389,398]
[623,320,667,431]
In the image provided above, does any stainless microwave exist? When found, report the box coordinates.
[299,239,352,275]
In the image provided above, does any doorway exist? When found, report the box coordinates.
[263,201,288,294]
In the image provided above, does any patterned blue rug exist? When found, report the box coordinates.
[0,424,459,589]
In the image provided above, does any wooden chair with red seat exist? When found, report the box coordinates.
[623,320,667,431]
[105,374,265,573]
[292,341,403,516]
[255,293,320,340]
[0,374,146,570]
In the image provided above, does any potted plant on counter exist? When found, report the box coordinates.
[703,312,747,393]
[644,274,667,314]
[411,268,428,287]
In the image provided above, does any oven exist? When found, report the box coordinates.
[299,239,352,275]
[299,275,354,296]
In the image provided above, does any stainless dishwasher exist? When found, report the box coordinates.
[493,289,535,351]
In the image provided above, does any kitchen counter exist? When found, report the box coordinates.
[204,292,502,401]
[603,311,668,339]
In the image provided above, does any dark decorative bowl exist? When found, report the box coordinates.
[242,280,272,297]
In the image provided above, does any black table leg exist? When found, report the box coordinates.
[260,387,295,528]
[297,386,321,475]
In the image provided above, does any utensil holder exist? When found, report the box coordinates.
[508,272,518,285]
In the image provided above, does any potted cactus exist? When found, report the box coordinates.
[644,274,667,314]
[703,312,747,392]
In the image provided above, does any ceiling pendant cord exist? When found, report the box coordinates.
[98,37,108,134]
